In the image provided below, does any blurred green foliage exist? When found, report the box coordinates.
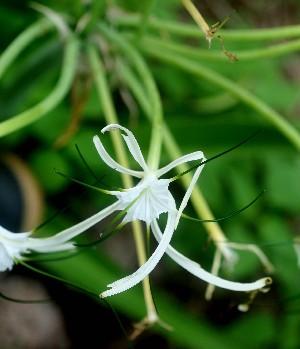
[1,1,300,348]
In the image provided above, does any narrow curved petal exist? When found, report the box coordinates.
[93,136,144,178]
[30,242,75,253]
[151,219,272,292]
[102,124,149,172]
[175,160,206,228]
[100,211,177,298]
[121,135,149,172]
[156,151,205,178]
[0,226,30,239]
[29,201,120,250]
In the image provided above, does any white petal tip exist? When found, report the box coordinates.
[246,276,272,293]
[93,135,100,146]
[99,287,114,298]
[101,124,120,134]
[238,304,249,312]
[263,277,272,287]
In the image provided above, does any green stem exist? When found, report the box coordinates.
[141,45,300,151]
[112,14,300,41]
[135,0,156,41]
[234,39,300,60]
[98,23,163,170]
[0,19,53,79]
[87,43,157,321]
[117,60,151,116]
[82,1,106,35]
[73,0,83,19]
[142,35,300,62]
[0,36,80,137]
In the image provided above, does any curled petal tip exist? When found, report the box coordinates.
[260,277,272,292]
[264,277,272,286]
[101,124,120,134]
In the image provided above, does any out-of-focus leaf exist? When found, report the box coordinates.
[263,152,300,212]
[30,149,71,194]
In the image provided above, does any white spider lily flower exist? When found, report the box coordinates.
[94,124,205,297]
[94,124,205,228]
[93,124,272,298]
[0,201,120,271]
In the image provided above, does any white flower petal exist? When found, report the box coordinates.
[121,134,149,172]
[156,151,205,178]
[29,201,120,250]
[0,226,31,271]
[151,219,272,292]
[100,212,177,297]
[111,178,176,224]
[175,160,206,227]
[102,124,149,172]
[0,201,120,271]
[93,135,144,178]
[0,225,30,239]
[30,242,75,253]
[0,242,15,271]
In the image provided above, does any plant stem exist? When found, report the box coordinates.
[98,23,163,170]
[142,35,300,62]
[112,13,300,41]
[141,45,300,151]
[0,19,53,78]
[87,43,157,319]
[135,0,156,42]
[82,1,106,35]
[0,36,79,137]
[182,0,210,40]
